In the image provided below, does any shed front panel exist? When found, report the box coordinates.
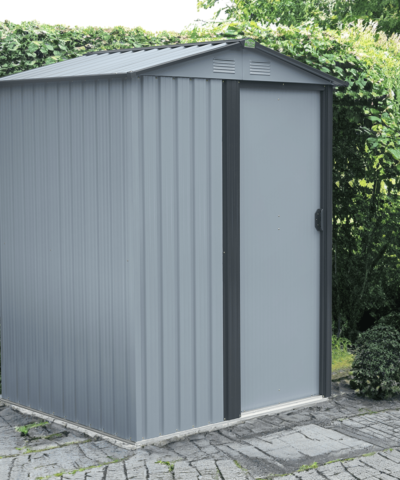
[0,76,223,441]
[240,84,320,412]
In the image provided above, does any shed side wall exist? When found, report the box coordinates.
[0,76,223,441]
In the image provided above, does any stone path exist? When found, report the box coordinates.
[2,381,400,479]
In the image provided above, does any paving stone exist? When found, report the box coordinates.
[62,471,89,480]
[193,438,211,448]
[198,444,227,460]
[278,412,314,424]
[104,461,127,479]
[206,431,232,446]
[295,470,326,480]
[124,458,148,479]
[53,432,87,446]
[216,459,252,479]
[174,460,199,479]
[334,412,400,447]
[28,425,50,437]
[245,424,371,464]
[0,457,15,479]
[380,449,400,463]
[360,453,400,476]
[342,458,379,479]
[258,415,292,427]
[243,418,281,436]
[147,460,174,479]
[318,461,347,475]
[226,424,254,437]
[86,466,109,480]
[246,436,304,460]
[169,439,208,461]
[4,388,400,480]
[96,440,131,460]
[192,459,220,478]
[224,442,270,459]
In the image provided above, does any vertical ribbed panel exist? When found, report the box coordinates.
[0,76,223,441]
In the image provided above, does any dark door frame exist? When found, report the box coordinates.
[222,80,333,421]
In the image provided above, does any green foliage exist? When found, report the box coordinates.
[379,311,400,331]
[350,0,400,36]
[156,461,175,472]
[198,0,400,35]
[0,20,185,79]
[15,421,49,436]
[332,335,353,372]
[198,0,341,28]
[298,462,318,472]
[351,324,400,399]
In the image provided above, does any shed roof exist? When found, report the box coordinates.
[0,38,348,86]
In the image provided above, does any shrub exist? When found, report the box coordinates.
[351,324,400,399]
[379,312,400,332]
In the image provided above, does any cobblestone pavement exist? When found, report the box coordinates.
[2,381,400,479]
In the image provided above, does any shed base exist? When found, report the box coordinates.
[241,395,327,420]
[2,395,328,449]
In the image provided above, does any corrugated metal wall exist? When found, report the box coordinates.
[0,76,223,441]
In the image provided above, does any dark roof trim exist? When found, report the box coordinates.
[254,42,348,87]
[0,72,130,85]
[85,38,240,56]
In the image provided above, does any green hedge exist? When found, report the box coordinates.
[0,21,184,77]
[1,19,400,337]
[351,324,400,398]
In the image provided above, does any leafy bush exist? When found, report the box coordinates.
[198,0,400,36]
[379,311,400,332]
[351,324,400,399]
[0,21,184,78]
[332,335,353,373]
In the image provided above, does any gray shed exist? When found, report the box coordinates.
[0,38,347,442]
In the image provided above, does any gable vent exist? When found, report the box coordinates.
[213,59,235,74]
[250,61,271,76]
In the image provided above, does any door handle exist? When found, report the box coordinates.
[315,209,323,231]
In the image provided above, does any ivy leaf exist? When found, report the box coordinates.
[388,148,400,161]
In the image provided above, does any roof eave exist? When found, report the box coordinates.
[253,41,348,87]
[0,72,129,85]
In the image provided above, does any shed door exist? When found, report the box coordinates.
[240,84,321,412]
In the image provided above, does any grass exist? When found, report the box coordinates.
[15,421,49,436]
[7,439,92,458]
[234,460,247,471]
[298,462,318,472]
[332,335,353,375]
[36,457,124,479]
[156,460,175,472]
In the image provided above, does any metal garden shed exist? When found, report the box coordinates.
[0,38,347,442]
